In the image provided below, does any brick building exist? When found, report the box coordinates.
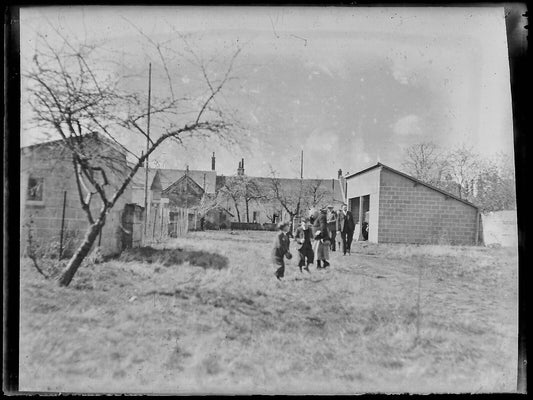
[20,133,132,257]
[345,163,481,245]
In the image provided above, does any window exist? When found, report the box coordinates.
[252,211,259,223]
[27,176,44,202]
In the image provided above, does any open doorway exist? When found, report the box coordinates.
[361,195,370,241]
[349,195,370,241]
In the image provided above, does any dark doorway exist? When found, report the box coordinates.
[349,195,370,241]
[361,195,370,240]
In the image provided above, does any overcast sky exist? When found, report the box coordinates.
[20,6,514,179]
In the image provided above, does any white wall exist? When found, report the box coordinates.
[345,167,381,243]
[481,210,518,247]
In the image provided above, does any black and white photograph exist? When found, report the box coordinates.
[9,4,526,394]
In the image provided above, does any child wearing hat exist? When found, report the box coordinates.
[271,221,292,280]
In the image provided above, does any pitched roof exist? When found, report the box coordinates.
[21,132,125,155]
[345,162,479,209]
[131,166,217,193]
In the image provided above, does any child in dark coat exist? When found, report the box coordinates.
[310,208,331,269]
[271,221,292,280]
[294,218,314,273]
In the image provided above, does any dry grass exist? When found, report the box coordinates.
[19,231,518,394]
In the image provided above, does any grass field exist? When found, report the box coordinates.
[19,230,518,394]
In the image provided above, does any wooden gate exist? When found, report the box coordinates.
[169,208,189,238]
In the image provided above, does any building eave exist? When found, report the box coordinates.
[345,162,479,210]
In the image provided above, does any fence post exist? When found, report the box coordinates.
[152,204,158,239]
[159,205,164,240]
[59,191,67,259]
[475,210,480,246]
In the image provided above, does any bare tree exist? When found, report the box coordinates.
[24,28,242,286]
[444,145,480,200]
[217,175,265,222]
[302,179,331,209]
[267,168,305,223]
[473,153,516,212]
[403,142,515,210]
[218,176,245,222]
[402,142,448,186]
[242,178,266,223]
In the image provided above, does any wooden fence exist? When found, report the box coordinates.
[168,208,189,238]
[123,203,196,248]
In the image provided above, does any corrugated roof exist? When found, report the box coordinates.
[345,162,479,209]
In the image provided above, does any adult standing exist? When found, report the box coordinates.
[326,205,338,252]
[309,207,331,269]
[336,203,355,255]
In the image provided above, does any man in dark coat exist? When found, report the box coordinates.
[336,203,355,255]
[310,207,330,269]
[294,218,314,273]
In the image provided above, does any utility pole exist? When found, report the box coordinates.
[143,63,152,241]
[300,149,304,179]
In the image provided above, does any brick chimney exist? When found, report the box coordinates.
[237,158,245,176]
[211,152,216,171]
[338,169,343,179]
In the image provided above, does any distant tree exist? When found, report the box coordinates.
[402,142,448,186]
[473,153,516,212]
[218,176,245,222]
[267,169,305,224]
[218,175,266,223]
[444,145,480,200]
[403,142,516,211]
[25,26,241,286]
[242,178,266,223]
[303,179,332,209]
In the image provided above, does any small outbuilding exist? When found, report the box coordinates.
[344,163,482,245]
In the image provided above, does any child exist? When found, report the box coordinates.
[294,218,314,273]
[271,221,292,280]
[310,207,331,269]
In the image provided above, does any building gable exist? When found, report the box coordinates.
[163,174,205,197]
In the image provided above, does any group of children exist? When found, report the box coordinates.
[271,209,334,281]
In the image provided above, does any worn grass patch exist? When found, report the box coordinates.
[19,231,518,394]
[118,246,228,270]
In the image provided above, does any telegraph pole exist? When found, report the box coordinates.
[300,149,304,179]
[143,63,152,241]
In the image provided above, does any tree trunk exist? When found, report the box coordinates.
[57,218,104,287]
[245,200,250,223]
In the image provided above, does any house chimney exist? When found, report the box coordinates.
[338,169,343,179]
[211,152,216,171]
[237,158,245,176]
